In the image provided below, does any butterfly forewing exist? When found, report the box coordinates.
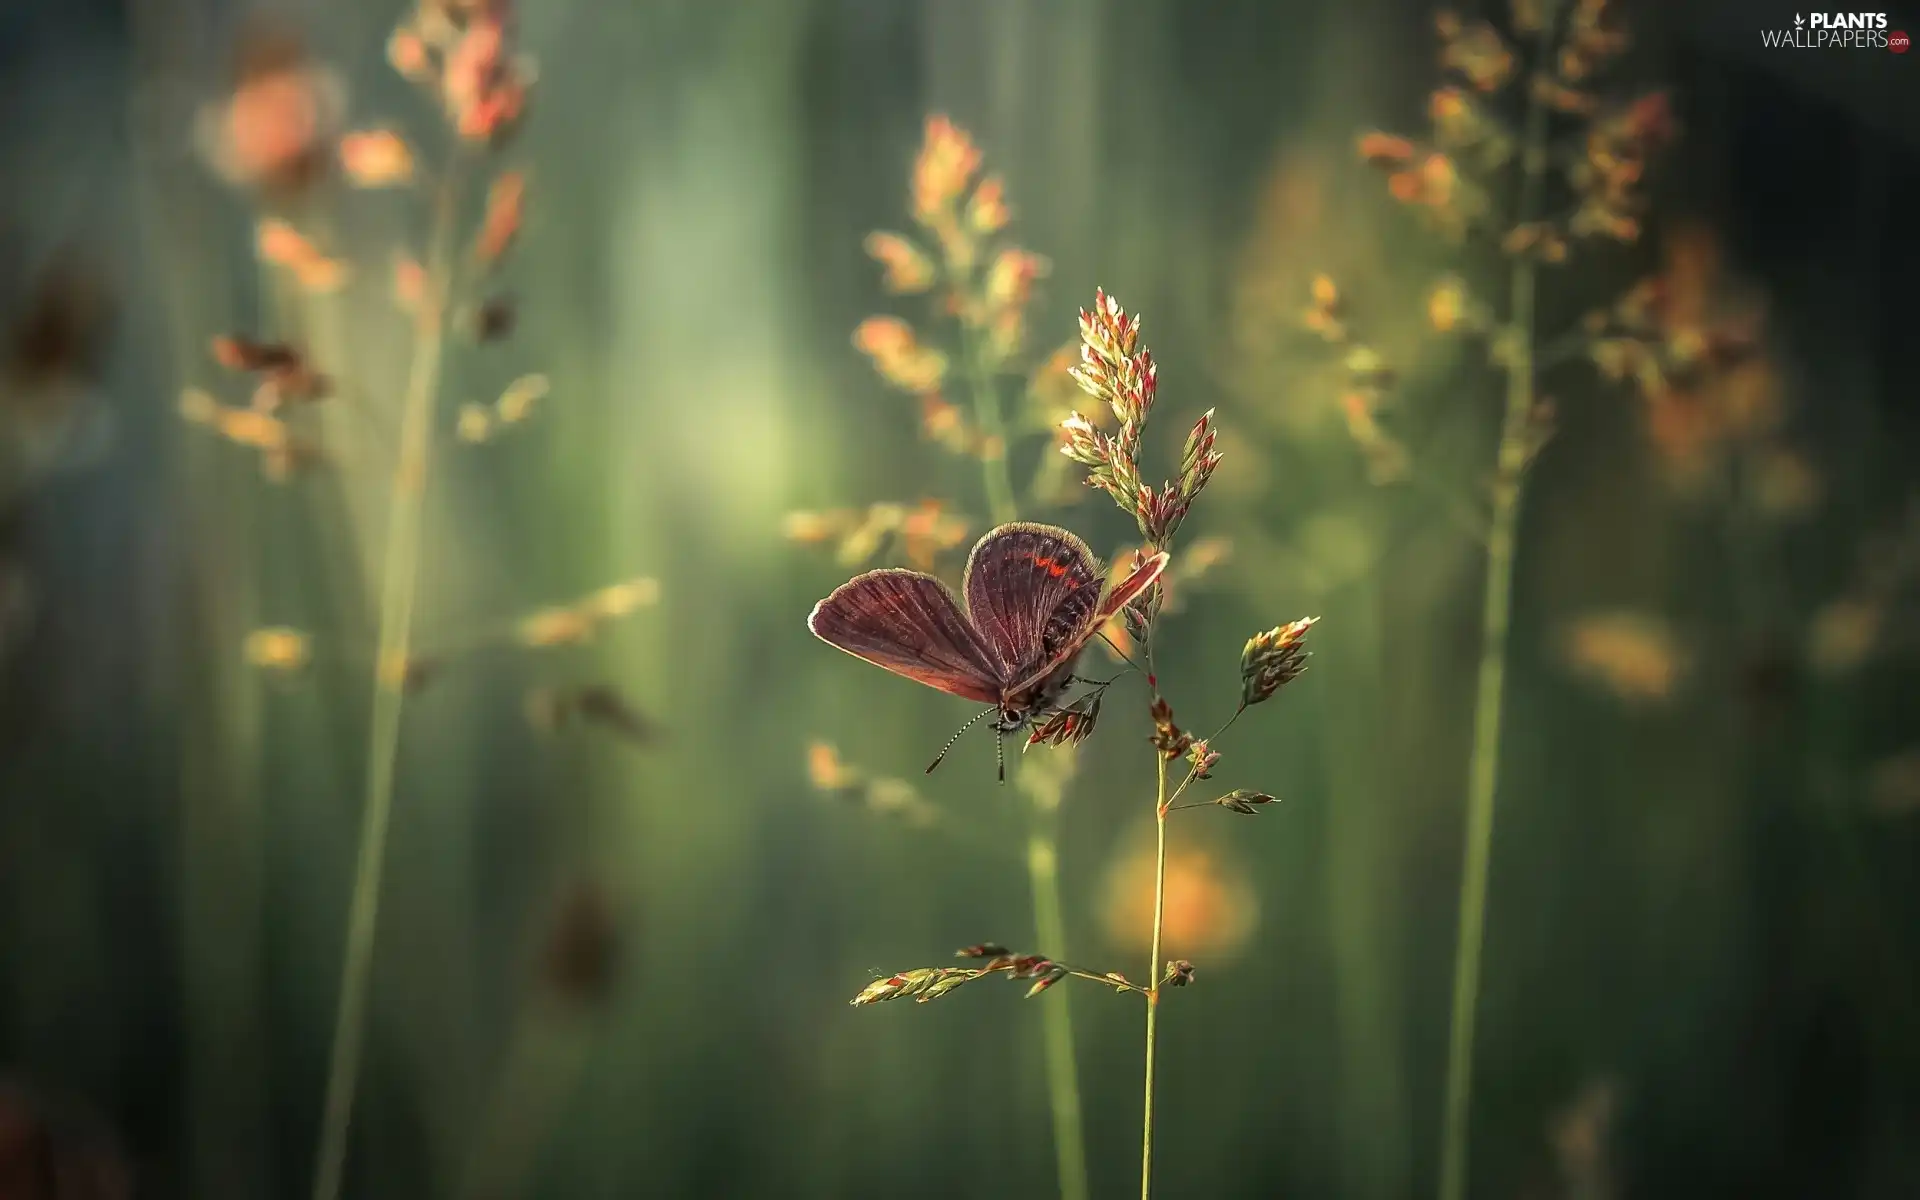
[1095,550,1170,623]
[807,569,1005,704]
[963,523,1104,680]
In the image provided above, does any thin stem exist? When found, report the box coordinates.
[960,316,1087,1200]
[962,317,1020,526]
[1437,8,1560,1200]
[1029,829,1090,1200]
[1096,629,1151,676]
[948,957,1151,995]
[1056,965,1151,996]
[1159,703,1247,812]
[461,1005,591,1200]
[1210,703,1248,746]
[1140,750,1170,1200]
[310,161,464,1200]
[1404,466,1491,547]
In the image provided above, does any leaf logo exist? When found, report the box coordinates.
[1794,12,1805,25]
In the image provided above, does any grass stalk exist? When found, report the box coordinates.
[1436,8,1559,1199]
[310,162,464,1200]
[1140,749,1170,1200]
[962,329,1089,1200]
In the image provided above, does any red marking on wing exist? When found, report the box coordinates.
[809,569,1003,704]
[1021,552,1075,581]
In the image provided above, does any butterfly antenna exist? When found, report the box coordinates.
[926,706,996,775]
[1096,629,1150,676]
[996,728,1006,784]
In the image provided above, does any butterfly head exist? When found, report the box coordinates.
[990,707,1030,735]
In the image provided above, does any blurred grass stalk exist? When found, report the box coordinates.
[125,1,272,1192]
[311,161,464,1200]
[461,1010,593,1200]
[1438,5,1561,1199]
[962,324,1089,1200]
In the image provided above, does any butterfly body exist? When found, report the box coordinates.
[808,522,1167,745]
[991,656,1078,733]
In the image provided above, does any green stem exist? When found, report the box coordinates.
[961,319,1086,1200]
[461,1006,590,1200]
[1156,703,1247,814]
[963,323,1022,526]
[310,163,463,1200]
[1437,10,1559,1200]
[1140,751,1170,1200]
[1029,827,1090,1200]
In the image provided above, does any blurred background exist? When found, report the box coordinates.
[1,0,1916,1195]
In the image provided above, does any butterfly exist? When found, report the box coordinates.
[808,522,1168,778]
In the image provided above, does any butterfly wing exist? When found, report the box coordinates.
[1094,550,1170,624]
[808,568,1004,704]
[1007,547,1170,694]
[962,523,1105,682]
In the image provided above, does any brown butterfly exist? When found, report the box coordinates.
[809,522,1166,778]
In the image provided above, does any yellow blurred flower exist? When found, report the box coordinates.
[1560,611,1685,701]
[835,504,902,567]
[475,170,525,265]
[393,255,426,313]
[852,316,947,393]
[1356,132,1415,166]
[911,114,982,223]
[919,392,966,444]
[781,510,842,543]
[244,626,310,672]
[585,577,660,619]
[898,499,969,571]
[863,231,935,294]
[518,607,596,648]
[983,248,1049,312]
[1390,152,1458,208]
[1302,272,1346,342]
[1810,599,1881,672]
[387,27,432,81]
[496,373,549,424]
[806,740,856,790]
[339,129,413,187]
[1428,276,1469,331]
[1440,18,1517,91]
[517,578,659,647]
[256,219,348,292]
[456,404,494,443]
[965,175,1010,234]
[1103,841,1258,960]
[1430,86,1471,138]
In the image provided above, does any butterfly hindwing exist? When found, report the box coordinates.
[962,522,1104,681]
[807,569,1004,704]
